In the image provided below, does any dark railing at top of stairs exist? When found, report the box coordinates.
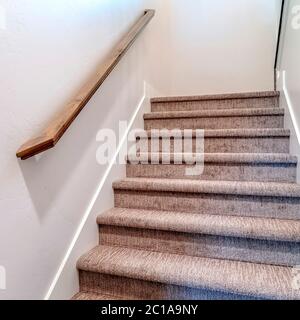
[274,0,286,90]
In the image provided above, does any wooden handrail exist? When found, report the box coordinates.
[17,9,155,160]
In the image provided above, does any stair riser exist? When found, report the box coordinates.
[79,271,256,300]
[144,115,284,130]
[99,226,300,267]
[126,163,297,183]
[114,190,300,220]
[151,97,279,112]
[139,137,290,154]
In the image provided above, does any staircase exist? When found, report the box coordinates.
[73,91,300,300]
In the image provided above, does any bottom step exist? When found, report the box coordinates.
[77,246,300,300]
[72,291,126,300]
[78,272,257,300]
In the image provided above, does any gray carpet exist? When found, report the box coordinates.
[73,91,300,300]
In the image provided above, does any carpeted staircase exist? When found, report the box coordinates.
[73,91,300,300]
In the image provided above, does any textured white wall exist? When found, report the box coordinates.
[146,0,282,96]
[0,0,282,300]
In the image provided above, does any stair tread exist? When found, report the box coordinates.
[138,128,290,138]
[72,291,127,300]
[151,91,280,103]
[127,153,297,164]
[113,178,300,198]
[75,86,297,300]
[77,245,299,300]
[144,107,284,120]
[97,208,300,242]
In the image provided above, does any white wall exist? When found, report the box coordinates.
[277,0,300,182]
[48,91,150,300]
[0,0,282,300]
[147,0,282,96]
[0,0,150,300]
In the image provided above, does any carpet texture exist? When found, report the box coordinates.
[127,153,297,183]
[138,129,290,153]
[73,91,300,300]
[77,246,300,300]
[144,108,284,130]
[151,91,280,112]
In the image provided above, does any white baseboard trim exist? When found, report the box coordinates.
[44,89,147,300]
[282,71,300,146]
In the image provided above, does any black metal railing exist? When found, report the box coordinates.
[274,0,286,89]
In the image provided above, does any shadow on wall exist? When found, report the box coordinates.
[17,41,145,224]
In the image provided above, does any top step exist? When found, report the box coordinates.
[151,91,280,112]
